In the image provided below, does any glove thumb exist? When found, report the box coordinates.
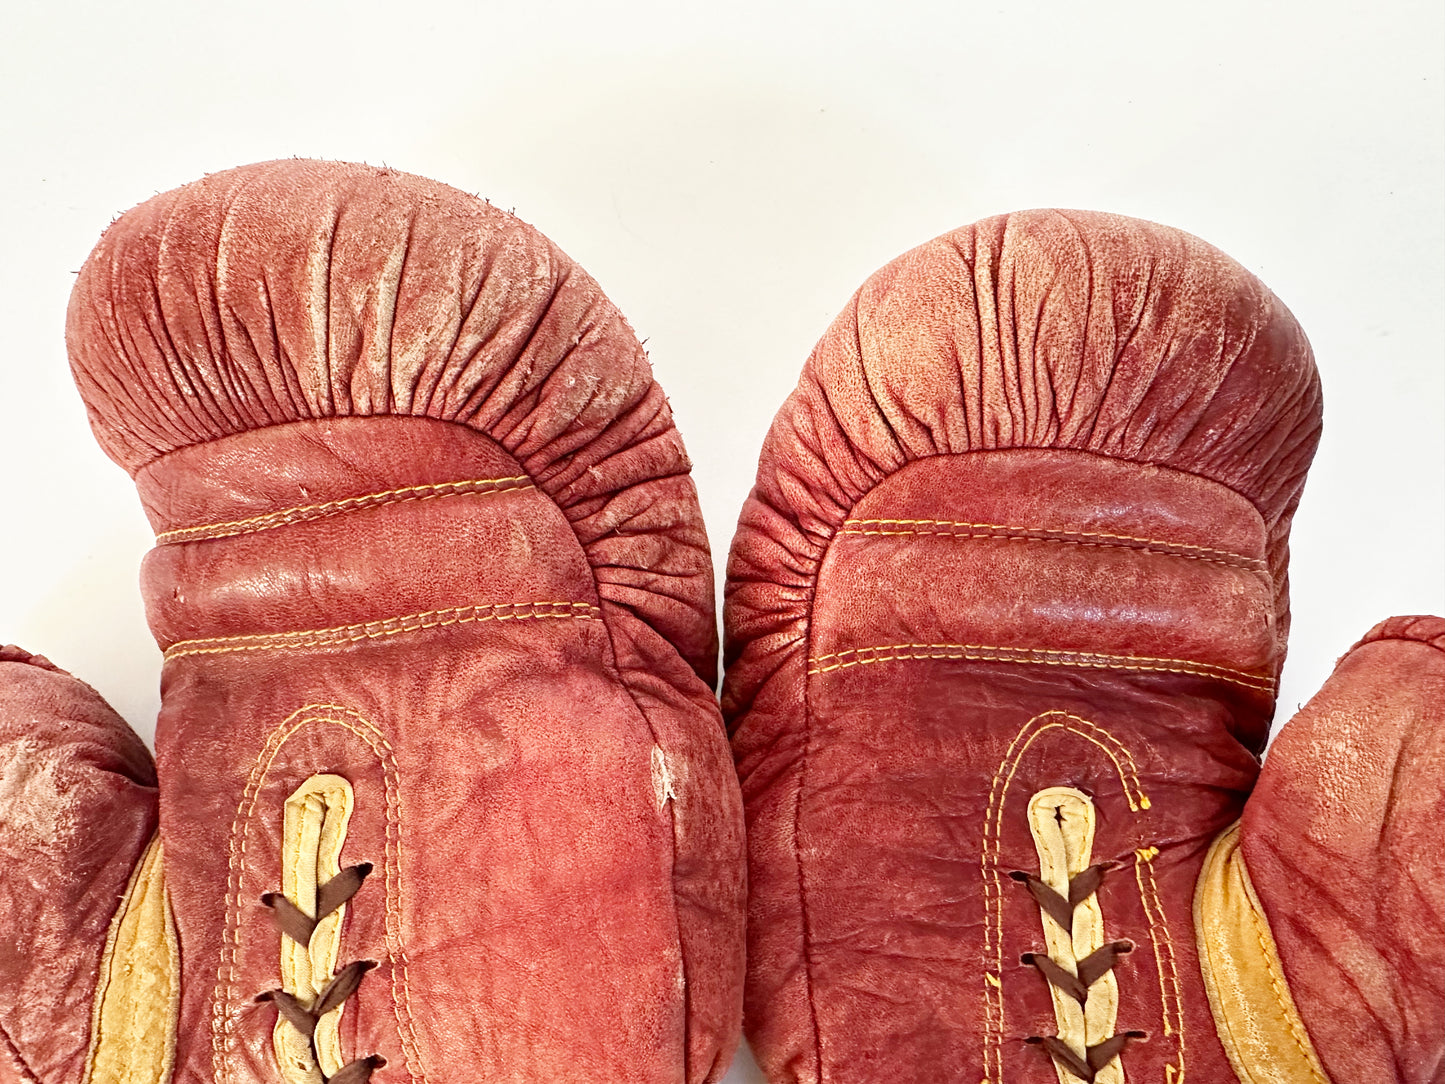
[1196,617,1445,1084]
[0,647,171,1083]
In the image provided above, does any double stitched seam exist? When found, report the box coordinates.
[982,713,1184,1084]
[839,518,1265,572]
[214,706,429,1084]
[1247,896,1326,1081]
[1134,848,1186,1059]
[808,643,1274,694]
[164,602,599,660]
[155,476,534,544]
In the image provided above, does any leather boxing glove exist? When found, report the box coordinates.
[722,210,1442,1083]
[0,160,745,1083]
[0,647,162,1084]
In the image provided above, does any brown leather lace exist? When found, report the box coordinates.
[1010,863,1145,1081]
[258,862,384,1082]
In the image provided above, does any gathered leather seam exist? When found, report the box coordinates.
[163,602,599,660]
[155,476,534,543]
[806,643,1275,693]
[840,517,1263,569]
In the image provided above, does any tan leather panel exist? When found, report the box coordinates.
[85,834,179,1084]
[1195,824,1332,1084]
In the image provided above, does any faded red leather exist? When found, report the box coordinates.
[721,210,1440,1082]
[0,160,744,1082]
[0,648,158,1081]
[1243,615,1445,1084]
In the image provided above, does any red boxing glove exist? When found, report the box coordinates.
[0,161,745,1083]
[723,211,1442,1083]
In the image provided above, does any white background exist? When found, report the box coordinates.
[1,3,1441,1079]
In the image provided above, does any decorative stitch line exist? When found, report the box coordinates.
[981,712,1181,1083]
[1135,848,1187,1080]
[164,602,599,661]
[213,705,429,1084]
[840,517,1264,570]
[807,642,1275,693]
[156,476,534,544]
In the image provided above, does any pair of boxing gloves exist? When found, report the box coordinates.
[0,160,1438,1084]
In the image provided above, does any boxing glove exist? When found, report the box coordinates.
[0,160,745,1083]
[723,210,1442,1083]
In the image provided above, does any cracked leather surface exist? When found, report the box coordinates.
[0,160,745,1083]
[723,210,1441,1083]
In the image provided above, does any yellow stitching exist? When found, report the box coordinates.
[1134,852,1174,1037]
[388,718,427,1078]
[841,517,1262,567]
[172,602,596,646]
[165,602,600,661]
[807,644,1275,693]
[982,756,1004,1082]
[1143,852,1186,1042]
[215,705,429,1083]
[981,712,1153,1082]
[157,477,535,543]
[810,641,1266,680]
[1031,713,1147,810]
[837,526,1267,573]
[1249,887,1326,1081]
[1147,852,1187,1080]
[1135,848,1187,1082]
[311,708,429,1080]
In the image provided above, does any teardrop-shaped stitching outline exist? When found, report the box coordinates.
[980,710,1185,1084]
[211,703,428,1084]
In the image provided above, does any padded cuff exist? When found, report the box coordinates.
[724,210,1322,724]
[66,159,718,687]
[1348,614,1445,655]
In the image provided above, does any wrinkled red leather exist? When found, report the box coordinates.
[1243,615,1445,1084]
[0,649,158,1081]
[37,159,745,1081]
[723,210,1325,1082]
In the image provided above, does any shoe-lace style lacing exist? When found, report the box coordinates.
[1011,863,1145,1082]
[257,861,384,1082]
